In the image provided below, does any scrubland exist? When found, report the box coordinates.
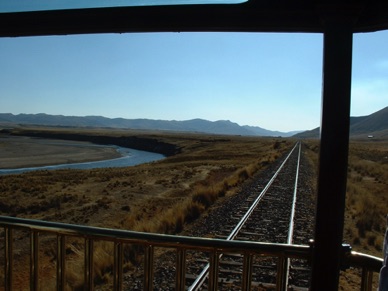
[346,141,388,250]
[0,127,386,290]
[0,128,292,289]
[304,139,388,290]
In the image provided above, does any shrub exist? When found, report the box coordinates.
[273,141,281,149]
[192,185,222,208]
[238,168,249,182]
[353,236,361,245]
[184,201,204,223]
[367,235,376,246]
[121,205,130,211]
[355,195,380,238]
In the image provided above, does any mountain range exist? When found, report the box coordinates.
[0,113,300,137]
[294,106,388,139]
[1,106,386,138]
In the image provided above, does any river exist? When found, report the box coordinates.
[0,145,165,175]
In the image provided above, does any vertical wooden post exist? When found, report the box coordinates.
[311,19,353,290]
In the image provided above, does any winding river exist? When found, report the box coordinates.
[0,146,165,175]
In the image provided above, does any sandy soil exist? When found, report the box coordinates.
[0,135,122,169]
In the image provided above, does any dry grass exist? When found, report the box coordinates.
[2,131,386,290]
[345,140,388,254]
[0,127,293,289]
[303,138,388,290]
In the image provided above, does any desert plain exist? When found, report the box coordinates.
[0,127,297,289]
[0,126,387,290]
[0,127,292,229]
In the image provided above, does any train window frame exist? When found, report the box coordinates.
[1,1,387,290]
[0,0,246,13]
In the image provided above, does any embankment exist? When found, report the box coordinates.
[7,129,180,157]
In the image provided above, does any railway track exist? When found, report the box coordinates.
[125,142,316,290]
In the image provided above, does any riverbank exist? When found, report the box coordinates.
[4,126,180,157]
[0,136,123,169]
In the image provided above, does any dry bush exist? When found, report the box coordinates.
[303,139,387,290]
[355,195,381,238]
[263,139,388,290]
[158,200,205,234]
[192,184,224,208]
[345,141,388,253]
[59,240,143,290]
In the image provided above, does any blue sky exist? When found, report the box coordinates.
[0,31,387,132]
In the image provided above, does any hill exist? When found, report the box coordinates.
[294,106,388,139]
[0,113,299,137]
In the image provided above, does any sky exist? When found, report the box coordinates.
[0,30,387,132]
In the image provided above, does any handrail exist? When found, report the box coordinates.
[0,215,383,290]
[346,251,384,291]
[0,216,309,254]
[346,251,384,272]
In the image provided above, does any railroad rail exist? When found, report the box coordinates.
[0,143,383,290]
[187,142,301,290]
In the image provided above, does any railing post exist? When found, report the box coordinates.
[113,241,123,291]
[30,231,39,291]
[208,251,219,291]
[242,253,253,291]
[144,244,154,290]
[311,7,355,290]
[57,235,65,291]
[175,248,186,291]
[276,256,288,291]
[4,228,13,291]
[360,268,374,291]
[84,238,94,291]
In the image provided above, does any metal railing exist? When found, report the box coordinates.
[0,215,383,291]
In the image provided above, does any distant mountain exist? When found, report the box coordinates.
[350,106,388,134]
[294,106,388,139]
[0,113,299,137]
[293,127,320,139]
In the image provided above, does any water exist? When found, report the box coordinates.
[0,146,165,175]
